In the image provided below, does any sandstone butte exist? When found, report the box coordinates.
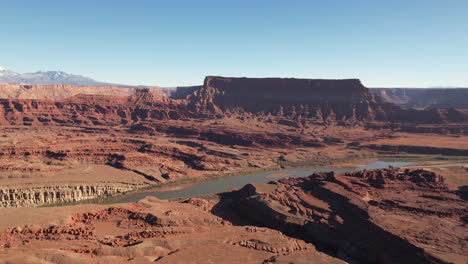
[0,76,466,263]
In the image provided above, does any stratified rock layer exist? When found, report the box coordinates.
[0,88,193,126]
[0,77,466,127]
[0,184,136,208]
[0,77,466,208]
[187,76,389,122]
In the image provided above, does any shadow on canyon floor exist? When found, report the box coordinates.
[457,185,468,201]
[210,181,450,264]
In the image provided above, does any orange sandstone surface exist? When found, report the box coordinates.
[0,197,344,264]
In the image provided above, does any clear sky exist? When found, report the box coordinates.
[1,0,467,87]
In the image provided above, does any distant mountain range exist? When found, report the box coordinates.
[371,87,468,109]
[0,66,114,86]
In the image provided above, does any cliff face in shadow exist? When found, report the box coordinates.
[212,168,467,264]
[187,76,389,123]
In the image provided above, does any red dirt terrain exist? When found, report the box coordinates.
[214,168,467,264]
[0,76,466,263]
[0,76,466,208]
[0,197,345,264]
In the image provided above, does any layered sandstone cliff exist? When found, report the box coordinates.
[186,76,389,123]
[0,88,194,126]
[182,77,468,124]
[0,184,136,208]
[0,78,466,127]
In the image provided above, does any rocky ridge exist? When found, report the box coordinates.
[217,168,467,263]
[187,76,389,123]
[0,77,466,127]
[371,88,468,109]
[0,184,136,208]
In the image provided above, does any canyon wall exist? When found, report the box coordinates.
[186,76,389,122]
[0,88,195,126]
[183,77,468,124]
[0,78,466,127]
[0,78,467,209]
[0,184,136,208]
[170,85,202,99]
[221,168,467,263]
[371,88,468,109]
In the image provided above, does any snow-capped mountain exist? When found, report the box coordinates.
[0,67,20,77]
[0,67,111,86]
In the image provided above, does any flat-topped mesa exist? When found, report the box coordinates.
[187,76,388,122]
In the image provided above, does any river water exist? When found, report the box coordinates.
[116,161,411,203]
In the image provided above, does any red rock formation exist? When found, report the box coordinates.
[187,76,389,123]
[345,167,447,188]
[384,106,468,124]
[0,77,466,127]
[219,168,467,263]
[0,88,195,126]
[0,197,345,263]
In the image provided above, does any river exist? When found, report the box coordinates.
[116,161,411,203]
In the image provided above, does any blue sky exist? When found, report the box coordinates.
[0,0,467,87]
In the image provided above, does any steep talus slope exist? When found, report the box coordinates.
[216,168,467,264]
